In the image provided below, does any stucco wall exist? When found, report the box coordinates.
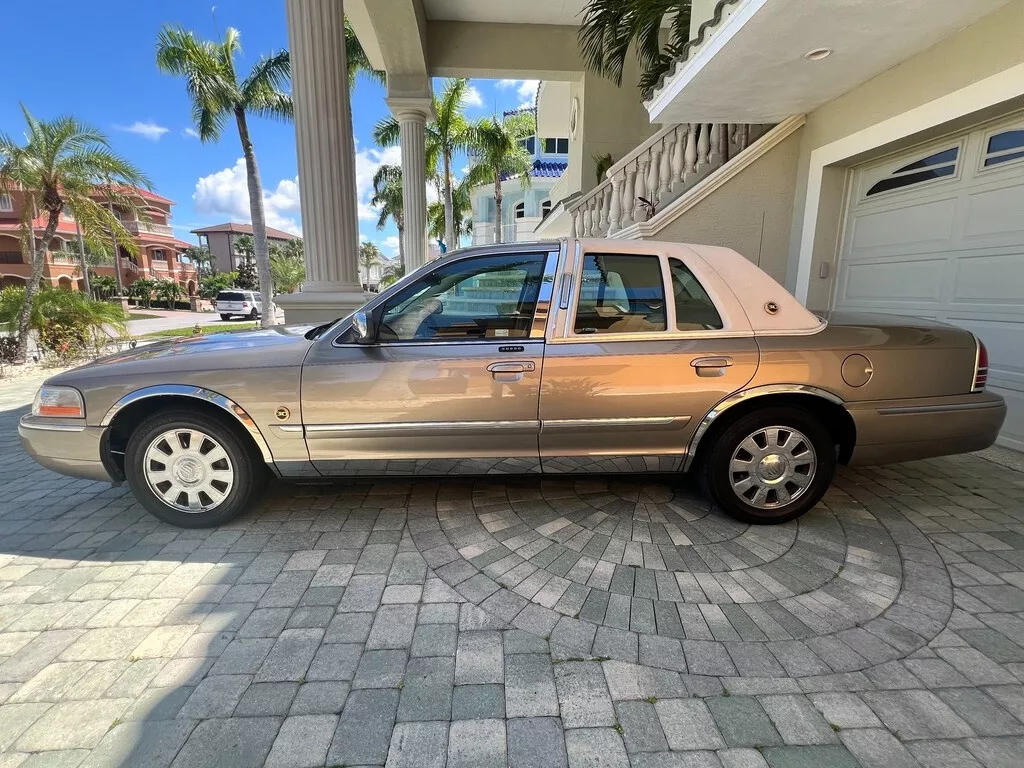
[649,128,802,284]
[787,0,1024,308]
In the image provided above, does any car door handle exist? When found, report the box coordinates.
[691,356,733,377]
[487,361,535,382]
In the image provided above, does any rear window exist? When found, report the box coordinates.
[217,292,244,302]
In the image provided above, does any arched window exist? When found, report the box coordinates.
[514,201,526,219]
[866,147,958,197]
[541,199,553,219]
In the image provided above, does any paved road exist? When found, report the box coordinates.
[125,308,284,337]
[2,377,1024,767]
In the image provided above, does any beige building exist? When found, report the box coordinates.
[280,0,1023,450]
[191,222,299,274]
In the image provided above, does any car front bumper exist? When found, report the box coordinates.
[18,415,113,482]
[846,391,1007,467]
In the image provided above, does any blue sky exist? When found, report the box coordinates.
[0,1,536,257]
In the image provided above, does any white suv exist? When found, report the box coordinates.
[216,290,262,320]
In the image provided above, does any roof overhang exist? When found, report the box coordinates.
[646,0,1016,124]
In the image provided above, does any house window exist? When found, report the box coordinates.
[866,147,959,197]
[0,252,23,264]
[543,138,569,154]
[517,136,536,154]
[983,129,1024,168]
[514,201,526,219]
[0,194,12,213]
[541,199,553,219]
[152,249,166,260]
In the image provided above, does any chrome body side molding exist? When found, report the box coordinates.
[682,384,844,472]
[100,384,275,464]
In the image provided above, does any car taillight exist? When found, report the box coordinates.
[241,302,249,308]
[973,338,988,392]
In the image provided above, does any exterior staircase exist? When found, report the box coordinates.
[542,121,780,241]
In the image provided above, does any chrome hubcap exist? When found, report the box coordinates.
[729,426,816,509]
[143,428,234,513]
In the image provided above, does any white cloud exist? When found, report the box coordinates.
[183,127,200,139]
[193,158,301,235]
[464,85,484,108]
[114,120,170,141]
[497,79,539,110]
[381,236,400,256]
[354,143,402,222]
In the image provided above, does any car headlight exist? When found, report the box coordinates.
[32,385,85,418]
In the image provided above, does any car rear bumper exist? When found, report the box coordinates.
[18,415,112,482]
[846,392,1006,467]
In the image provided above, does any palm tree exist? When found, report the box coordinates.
[371,164,405,268]
[577,0,693,93]
[89,274,117,300]
[0,106,148,362]
[127,277,156,308]
[346,19,385,91]
[154,279,183,310]
[270,251,305,294]
[378,262,405,289]
[428,174,473,250]
[183,245,214,276]
[373,78,470,251]
[359,241,383,290]
[156,26,292,329]
[233,233,255,264]
[466,112,535,244]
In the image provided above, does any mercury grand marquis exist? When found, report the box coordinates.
[20,239,1006,528]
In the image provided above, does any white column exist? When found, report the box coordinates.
[387,98,434,271]
[278,0,366,323]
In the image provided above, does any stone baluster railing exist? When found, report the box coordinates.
[565,121,773,237]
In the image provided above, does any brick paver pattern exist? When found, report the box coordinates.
[2,393,1024,767]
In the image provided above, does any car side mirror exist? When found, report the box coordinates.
[352,310,378,344]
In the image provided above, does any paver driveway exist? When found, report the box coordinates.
[3,381,1024,768]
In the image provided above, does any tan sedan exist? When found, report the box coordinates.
[20,239,1005,527]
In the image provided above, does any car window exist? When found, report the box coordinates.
[378,253,547,342]
[668,258,723,330]
[217,292,244,302]
[573,254,666,335]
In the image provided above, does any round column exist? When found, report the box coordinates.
[388,99,433,271]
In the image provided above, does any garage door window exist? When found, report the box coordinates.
[866,146,959,197]
[983,129,1024,168]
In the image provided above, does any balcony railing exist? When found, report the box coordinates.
[50,252,78,265]
[564,122,772,238]
[122,220,174,237]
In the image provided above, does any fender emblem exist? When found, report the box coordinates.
[275,407,291,421]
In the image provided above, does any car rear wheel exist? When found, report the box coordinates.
[125,409,268,528]
[700,406,834,524]
[220,313,231,321]
[249,308,258,320]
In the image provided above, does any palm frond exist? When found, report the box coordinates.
[372,116,401,148]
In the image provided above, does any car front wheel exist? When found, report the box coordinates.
[700,406,834,524]
[124,409,268,528]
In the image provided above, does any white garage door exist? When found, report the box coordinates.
[835,116,1024,451]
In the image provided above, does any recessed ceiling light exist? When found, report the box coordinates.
[804,48,832,61]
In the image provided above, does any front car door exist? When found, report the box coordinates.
[300,246,558,475]
[538,241,759,472]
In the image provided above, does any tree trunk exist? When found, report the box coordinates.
[443,150,455,250]
[75,221,91,296]
[106,200,125,298]
[16,208,60,363]
[235,108,275,328]
[494,174,504,244]
[397,222,406,270]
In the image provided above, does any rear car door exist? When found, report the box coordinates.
[538,243,759,472]
[299,248,557,475]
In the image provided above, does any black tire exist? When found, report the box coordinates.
[124,408,268,528]
[220,313,231,321]
[699,406,835,525]
[249,308,259,320]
